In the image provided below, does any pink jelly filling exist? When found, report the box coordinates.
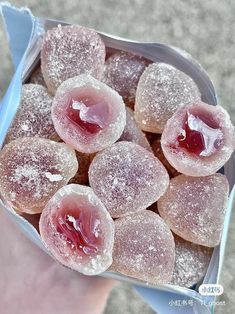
[177,112,223,157]
[56,208,102,255]
[66,94,110,134]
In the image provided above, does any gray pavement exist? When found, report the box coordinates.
[0,1,234,313]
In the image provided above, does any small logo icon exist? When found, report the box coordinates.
[199,284,224,296]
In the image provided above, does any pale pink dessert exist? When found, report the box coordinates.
[39,184,114,275]
[51,74,126,153]
[135,63,201,133]
[89,141,169,218]
[109,211,175,285]
[119,107,152,151]
[172,235,213,287]
[0,138,78,214]
[102,51,149,108]
[161,102,235,176]
[5,84,57,143]
[41,24,105,94]
[158,174,229,247]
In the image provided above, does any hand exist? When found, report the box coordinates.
[0,208,116,314]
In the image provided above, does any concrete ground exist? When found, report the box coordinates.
[0,1,234,313]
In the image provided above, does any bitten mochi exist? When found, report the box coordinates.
[51,74,126,153]
[161,101,235,176]
[39,184,114,275]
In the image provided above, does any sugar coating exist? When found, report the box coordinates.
[89,141,169,218]
[39,184,114,275]
[110,211,175,285]
[135,63,201,133]
[69,151,95,185]
[151,136,179,177]
[29,67,46,86]
[172,235,213,287]
[119,107,152,151]
[41,24,105,94]
[5,84,58,143]
[0,138,78,214]
[52,74,126,153]
[161,102,235,176]
[102,51,148,108]
[158,174,229,247]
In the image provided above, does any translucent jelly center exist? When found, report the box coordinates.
[66,95,110,134]
[177,113,223,157]
[56,209,102,255]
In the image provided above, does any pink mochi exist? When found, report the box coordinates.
[89,141,169,218]
[158,174,229,247]
[0,138,78,214]
[102,51,149,108]
[135,62,201,133]
[172,235,213,287]
[110,211,175,285]
[6,84,57,143]
[39,184,114,275]
[51,74,126,154]
[161,101,235,176]
[41,24,105,94]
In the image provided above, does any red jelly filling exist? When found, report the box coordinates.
[56,209,102,255]
[177,112,223,157]
[178,120,206,155]
[67,97,102,134]
[66,93,110,134]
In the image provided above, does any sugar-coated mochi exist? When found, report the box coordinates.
[119,107,152,151]
[158,174,229,247]
[110,211,175,285]
[51,74,126,153]
[135,63,201,133]
[172,235,213,287]
[151,136,179,177]
[102,51,148,108]
[41,24,105,94]
[5,84,57,143]
[161,102,235,176]
[89,141,169,218]
[69,151,94,185]
[39,184,114,275]
[0,138,78,214]
[29,67,46,86]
